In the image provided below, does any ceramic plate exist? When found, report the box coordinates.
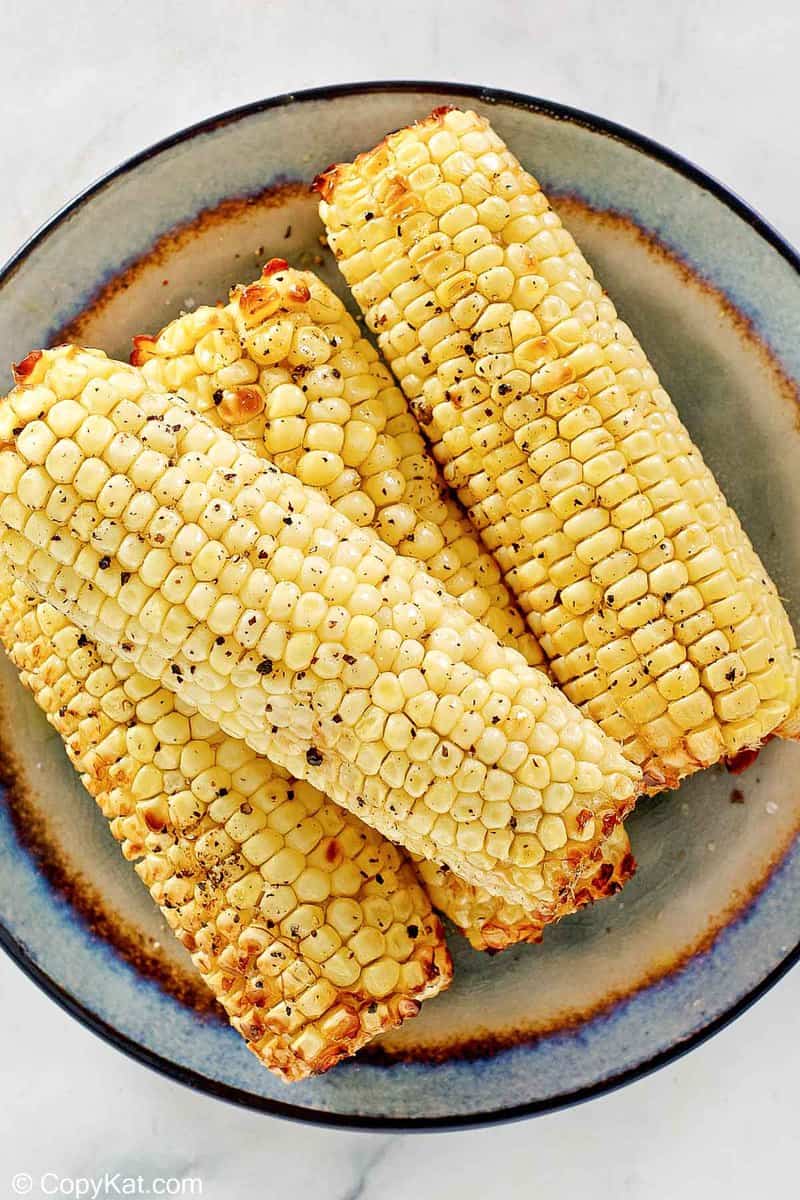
[1,82,799,1129]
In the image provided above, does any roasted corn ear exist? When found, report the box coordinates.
[0,568,450,1080]
[317,106,800,786]
[0,347,640,911]
[135,284,634,942]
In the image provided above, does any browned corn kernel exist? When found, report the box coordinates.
[414,821,634,950]
[317,107,800,788]
[0,569,450,1081]
[0,347,640,910]
[132,265,543,667]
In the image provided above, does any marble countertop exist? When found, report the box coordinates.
[1,0,798,1195]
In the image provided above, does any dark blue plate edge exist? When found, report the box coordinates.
[0,78,798,1131]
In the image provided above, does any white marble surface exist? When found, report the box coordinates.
[1,0,799,1194]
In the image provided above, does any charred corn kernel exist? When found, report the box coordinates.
[414,822,633,950]
[318,106,800,785]
[0,348,639,910]
[134,266,543,667]
[0,569,450,1082]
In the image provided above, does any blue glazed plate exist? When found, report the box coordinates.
[1,82,799,1128]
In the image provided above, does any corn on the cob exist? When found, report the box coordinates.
[416,820,634,951]
[131,262,544,668]
[0,347,639,911]
[0,567,450,1080]
[317,107,800,787]
[134,294,636,945]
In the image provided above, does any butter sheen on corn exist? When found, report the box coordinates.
[317,106,800,788]
[0,347,640,911]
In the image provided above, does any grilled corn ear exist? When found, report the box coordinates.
[0,347,639,910]
[132,262,543,668]
[416,821,634,951]
[0,569,450,1080]
[135,287,633,941]
[317,106,800,788]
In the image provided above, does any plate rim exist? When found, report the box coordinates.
[1,78,799,1131]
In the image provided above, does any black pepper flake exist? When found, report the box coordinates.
[215,636,225,645]
[98,556,111,569]
[406,924,419,939]
[306,747,323,767]
[77,633,88,647]
[213,389,223,406]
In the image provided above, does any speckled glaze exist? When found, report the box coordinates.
[1,83,799,1128]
